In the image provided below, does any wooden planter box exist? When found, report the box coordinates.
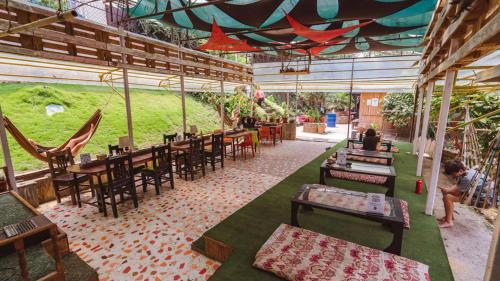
[282,121,297,140]
[303,122,326,134]
[303,122,318,133]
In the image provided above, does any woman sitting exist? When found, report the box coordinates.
[362,128,378,151]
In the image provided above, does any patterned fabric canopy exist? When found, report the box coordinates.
[127,0,437,55]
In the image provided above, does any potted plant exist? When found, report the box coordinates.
[319,115,326,123]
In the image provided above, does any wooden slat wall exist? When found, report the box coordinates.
[0,1,253,84]
[358,92,392,130]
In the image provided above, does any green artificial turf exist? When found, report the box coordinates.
[0,83,221,171]
[192,141,453,281]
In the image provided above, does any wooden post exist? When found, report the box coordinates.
[412,87,424,154]
[484,210,500,280]
[417,81,434,177]
[180,75,187,133]
[119,26,134,148]
[249,84,254,118]
[0,105,17,191]
[346,57,355,139]
[425,69,456,215]
[220,80,225,130]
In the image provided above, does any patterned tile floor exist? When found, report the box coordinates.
[38,140,330,281]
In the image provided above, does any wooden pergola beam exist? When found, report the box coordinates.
[418,11,500,87]
[475,64,500,83]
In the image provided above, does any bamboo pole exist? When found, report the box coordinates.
[0,10,77,38]
[0,105,17,191]
[446,108,500,133]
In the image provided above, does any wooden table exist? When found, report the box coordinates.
[291,184,404,255]
[319,160,397,197]
[336,148,394,166]
[347,138,392,152]
[256,124,282,146]
[67,150,152,217]
[170,135,212,152]
[0,191,65,279]
[223,131,252,161]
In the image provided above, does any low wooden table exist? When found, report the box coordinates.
[319,160,396,196]
[336,148,393,166]
[291,184,404,255]
[347,138,392,152]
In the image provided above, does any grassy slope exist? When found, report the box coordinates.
[0,83,221,171]
[193,141,453,281]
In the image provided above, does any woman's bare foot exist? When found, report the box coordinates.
[439,221,454,228]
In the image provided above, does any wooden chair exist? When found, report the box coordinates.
[163,133,178,144]
[47,149,91,207]
[99,153,138,218]
[108,144,124,156]
[179,138,205,181]
[183,132,193,140]
[205,133,224,171]
[140,144,174,195]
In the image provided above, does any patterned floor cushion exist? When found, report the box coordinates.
[254,224,429,281]
[329,170,388,185]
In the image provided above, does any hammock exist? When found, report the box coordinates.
[2,110,102,162]
[198,20,261,52]
[286,14,373,43]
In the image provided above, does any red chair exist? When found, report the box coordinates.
[258,127,272,144]
[273,126,283,144]
[238,133,254,159]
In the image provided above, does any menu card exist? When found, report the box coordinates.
[367,193,385,215]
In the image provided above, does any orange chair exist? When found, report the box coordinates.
[258,127,272,144]
[238,133,254,159]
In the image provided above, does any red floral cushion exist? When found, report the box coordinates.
[254,224,429,281]
[329,170,388,185]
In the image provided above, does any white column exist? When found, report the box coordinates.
[0,105,17,191]
[220,80,225,130]
[425,69,456,215]
[119,27,134,148]
[180,75,187,133]
[417,81,434,177]
[412,87,424,154]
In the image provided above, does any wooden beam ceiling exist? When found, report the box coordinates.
[418,0,499,87]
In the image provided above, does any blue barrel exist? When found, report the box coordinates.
[326,113,336,127]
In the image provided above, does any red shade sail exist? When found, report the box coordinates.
[281,38,348,56]
[198,20,261,52]
[286,14,373,43]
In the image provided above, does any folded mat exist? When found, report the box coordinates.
[254,224,429,281]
